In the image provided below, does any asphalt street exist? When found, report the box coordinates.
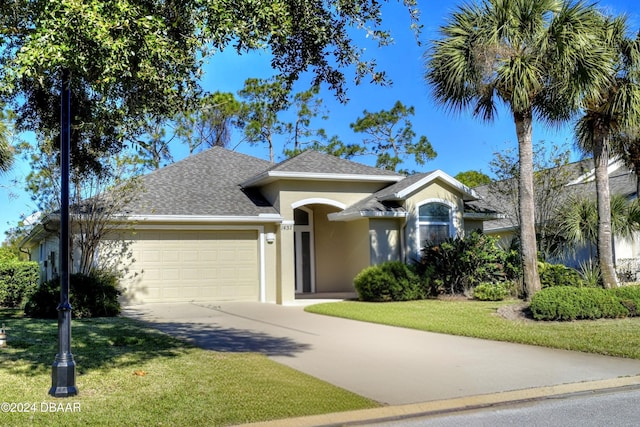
[368,386,640,427]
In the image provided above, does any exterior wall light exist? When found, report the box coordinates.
[266,233,276,244]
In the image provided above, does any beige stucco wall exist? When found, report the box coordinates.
[404,181,466,220]
[343,218,372,288]
[402,181,467,260]
[262,223,278,303]
[261,180,391,212]
[484,228,516,249]
[261,179,394,302]
[312,205,371,292]
[369,219,402,264]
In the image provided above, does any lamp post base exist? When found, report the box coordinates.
[49,358,78,397]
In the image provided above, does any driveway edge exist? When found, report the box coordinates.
[240,375,640,427]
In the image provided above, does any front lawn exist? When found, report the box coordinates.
[305,299,640,359]
[0,309,376,426]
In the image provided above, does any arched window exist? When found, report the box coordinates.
[418,202,452,245]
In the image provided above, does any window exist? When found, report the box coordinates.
[418,202,452,245]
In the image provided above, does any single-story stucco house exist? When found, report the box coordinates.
[21,147,497,305]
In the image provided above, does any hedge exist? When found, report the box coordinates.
[529,286,637,321]
[0,261,39,308]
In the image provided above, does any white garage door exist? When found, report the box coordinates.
[123,229,260,303]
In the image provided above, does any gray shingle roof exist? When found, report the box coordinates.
[470,158,638,232]
[332,170,483,220]
[266,150,402,176]
[126,147,277,217]
[331,194,406,220]
[372,172,435,199]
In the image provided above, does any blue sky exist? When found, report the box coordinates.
[1,0,639,240]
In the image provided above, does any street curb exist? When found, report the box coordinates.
[240,375,640,427]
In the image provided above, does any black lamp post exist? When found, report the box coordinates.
[49,69,77,397]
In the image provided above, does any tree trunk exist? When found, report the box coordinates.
[514,111,541,299]
[593,127,618,288]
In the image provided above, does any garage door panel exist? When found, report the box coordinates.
[122,229,260,303]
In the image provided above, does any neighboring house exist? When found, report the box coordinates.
[21,147,497,305]
[469,158,640,273]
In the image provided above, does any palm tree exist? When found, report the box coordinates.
[425,0,609,298]
[575,16,640,288]
[555,194,640,266]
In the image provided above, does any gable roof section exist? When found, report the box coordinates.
[376,170,479,202]
[242,150,403,187]
[329,170,478,221]
[125,146,279,219]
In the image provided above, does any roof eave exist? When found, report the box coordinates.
[242,171,404,188]
[463,212,506,220]
[123,214,284,224]
[328,211,408,222]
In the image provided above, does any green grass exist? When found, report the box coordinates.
[305,299,640,359]
[0,309,376,426]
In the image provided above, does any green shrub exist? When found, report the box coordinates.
[354,261,425,302]
[611,285,640,316]
[24,271,122,318]
[538,262,585,288]
[530,286,629,321]
[473,282,511,301]
[578,260,602,288]
[420,231,512,296]
[0,260,39,308]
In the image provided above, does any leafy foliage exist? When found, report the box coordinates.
[578,260,603,288]
[0,136,12,174]
[177,92,242,155]
[553,194,640,262]
[0,0,422,173]
[238,77,290,162]
[349,101,436,172]
[530,286,630,321]
[0,260,38,308]
[473,282,511,301]
[454,170,491,188]
[419,231,512,296]
[611,285,640,317]
[24,271,121,318]
[354,261,425,302]
[538,262,586,288]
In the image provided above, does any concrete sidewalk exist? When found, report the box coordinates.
[122,302,640,407]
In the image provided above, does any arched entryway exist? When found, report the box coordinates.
[292,202,369,296]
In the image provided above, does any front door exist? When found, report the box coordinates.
[294,207,315,293]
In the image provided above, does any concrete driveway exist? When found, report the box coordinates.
[122,302,640,406]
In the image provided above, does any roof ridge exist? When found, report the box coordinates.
[268,149,403,176]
